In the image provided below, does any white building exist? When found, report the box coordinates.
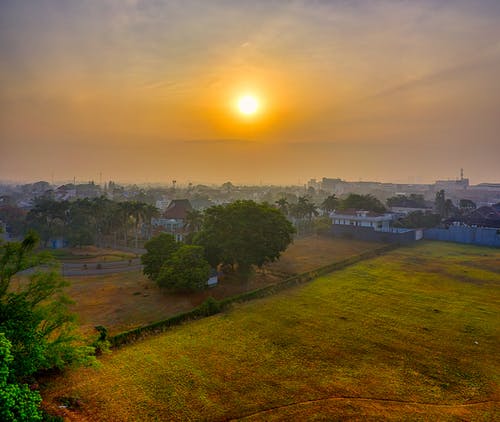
[330,210,395,231]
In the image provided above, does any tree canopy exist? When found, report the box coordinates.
[157,245,211,292]
[386,194,426,209]
[195,200,295,274]
[338,193,386,214]
[141,233,179,281]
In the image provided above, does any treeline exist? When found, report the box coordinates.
[24,197,159,248]
[277,193,387,217]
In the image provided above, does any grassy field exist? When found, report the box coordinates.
[66,236,377,336]
[42,241,500,421]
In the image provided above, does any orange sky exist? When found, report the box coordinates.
[1,1,500,185]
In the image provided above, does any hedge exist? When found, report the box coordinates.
[109,243,399,348]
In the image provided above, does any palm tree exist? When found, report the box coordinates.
[129,201,149,249]
[143,204,160,240]
[275,198,289,215]
[321,194,339,214]
[117,201,135,247]
[185,209,204,233]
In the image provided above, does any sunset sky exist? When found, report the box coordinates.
[1,0,500,185]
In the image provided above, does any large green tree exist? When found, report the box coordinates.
[195,200,295,274]
[141,233,179,280]
[157,245,210,292]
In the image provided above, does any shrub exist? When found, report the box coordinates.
[196,297,221,316]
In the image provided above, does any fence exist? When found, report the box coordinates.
[424,226,500,247]
[330,225,418,244]
[108,243,399,348]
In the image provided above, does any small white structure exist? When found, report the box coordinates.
[330,210,395,231]
[207,269,219,287]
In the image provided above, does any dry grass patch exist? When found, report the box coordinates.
[67,236,381,336]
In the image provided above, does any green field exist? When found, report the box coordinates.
[42,242,500,421]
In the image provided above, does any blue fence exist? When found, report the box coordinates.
[330,225,418,244]
[424,226,500,247]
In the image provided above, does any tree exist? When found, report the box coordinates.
[142,204,160,240]
[141,233,179,280]
[339,193,386,213]
[321,194,339,214]
[185,209,204,233]
[25,199,70,247]
[157,245,210,292]
[0,334,42,422]
[0,232,94,379]
[392,211,441,229]
[275,198,289,216]
[387,194,426,208]
[435,189,446,218]
[195,200,295,275]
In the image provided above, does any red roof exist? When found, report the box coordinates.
[163,199,193,220]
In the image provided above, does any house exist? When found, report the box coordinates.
[151,199,193,242]
[445,204,500,228]
[54,184,77,201]
[330,209,395,231]
[330,209,420,244]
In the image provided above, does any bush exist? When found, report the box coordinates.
[196,297,221,316]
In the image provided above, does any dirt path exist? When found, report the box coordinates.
[235,396,499,421]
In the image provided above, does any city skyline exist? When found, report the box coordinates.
[1,0,500,184]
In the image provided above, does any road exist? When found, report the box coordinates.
[61,258,143,276]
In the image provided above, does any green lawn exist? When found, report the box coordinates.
[42,241,500,421]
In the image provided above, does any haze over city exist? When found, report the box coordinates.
[1,0,500,184]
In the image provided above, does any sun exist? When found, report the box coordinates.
[237,95,259,115]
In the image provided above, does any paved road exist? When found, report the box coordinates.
[61,258,143,276]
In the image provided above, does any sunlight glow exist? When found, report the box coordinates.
[237,95,259,115]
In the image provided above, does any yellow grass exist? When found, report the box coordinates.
[42,241,500,421]
[67,236,379,336]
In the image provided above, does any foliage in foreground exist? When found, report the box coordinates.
[0,333,42,421]
[0,232,95,419]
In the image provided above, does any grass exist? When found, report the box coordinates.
[50,246,136,262]
[65,235,379,336]
[42,241,500,421]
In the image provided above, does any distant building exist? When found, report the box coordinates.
[151,199,193,242]
[446,204,500,228]
[54,184,77,201]
[155,197,171,212]
[330,209,421,243]
[389,206,433,217]
[330,209,395,231]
